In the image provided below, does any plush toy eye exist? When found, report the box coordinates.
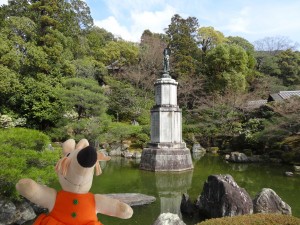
[66,153,70,157]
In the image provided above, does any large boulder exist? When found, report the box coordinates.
[253,188,292,215]
[228,152,248,162]
[227,152,263,163]
[0,198,16,225]
[198,174,253,218]
[180,193,197,216]
[153,213,186,225]
[192,143,206,153]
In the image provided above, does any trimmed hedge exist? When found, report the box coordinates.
[0,127,50,151]
[0,128,60,201]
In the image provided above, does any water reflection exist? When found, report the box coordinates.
[192,152,206,161]
[228,162,249,171]
[155,170,193,218]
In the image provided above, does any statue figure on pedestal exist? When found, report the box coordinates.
[163,47,171,77]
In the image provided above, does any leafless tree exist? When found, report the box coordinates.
[254,36,299,55]
[122,30,167,90]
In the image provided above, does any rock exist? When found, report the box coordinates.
[192,143,206,153]
[101,143,110,149]
[104,193,156,206]
[207,147,219,154]
[228,152,248,163]
[0,199,36,225]
[285,171,294,177]
[224,154,230,160]
[108,149,122,156]
[109,143,129,156]
[253,188,292,215]
[132,152,141,159]
[121,150,133,158]
[14,201,36,225]
[198,174,253,218]
[152,213,186,225]
[180,193,197,216]
[30,202,48,215]
[0,198,16,225]
[122,144,130,150]
[294,165,300,172]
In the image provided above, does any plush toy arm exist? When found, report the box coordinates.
[95,194,133,219]
[16,178,57,211]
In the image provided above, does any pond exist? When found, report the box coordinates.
[25,154,300,225]
[93,154,300,225]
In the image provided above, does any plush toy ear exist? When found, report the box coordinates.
[75,139,89,151]
[95,152,111,176]
[62,139,76,155]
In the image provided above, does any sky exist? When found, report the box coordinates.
[1,0,300,46]
[87,0,300,46]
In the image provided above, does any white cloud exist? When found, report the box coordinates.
[94,16,133,41]
[95,5,177,42]
[130,5,176,38]
[0,0,8,5]
[92,0,300,44]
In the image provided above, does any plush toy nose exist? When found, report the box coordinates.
[77,146,97,168]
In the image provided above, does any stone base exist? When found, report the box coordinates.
[140,144,193,172]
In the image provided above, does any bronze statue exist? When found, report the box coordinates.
[163,47,171,74]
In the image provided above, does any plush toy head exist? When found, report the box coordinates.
[55,139,110,194]
[16,138,133,223]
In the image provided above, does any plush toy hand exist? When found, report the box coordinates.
[16,178,56,211]
[95,194,133,219]
[16,178,39,198]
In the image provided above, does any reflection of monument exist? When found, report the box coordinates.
[140,48,193,171]
[155,171,193,218]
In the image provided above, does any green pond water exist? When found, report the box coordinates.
[93,154,300,225]
[26,154,300,225]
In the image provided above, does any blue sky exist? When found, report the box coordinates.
[88,0,300,45]
[1,0,300,46]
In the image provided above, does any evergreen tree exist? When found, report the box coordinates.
[165,14,201,79]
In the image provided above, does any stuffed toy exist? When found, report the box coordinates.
[16,139,133,225]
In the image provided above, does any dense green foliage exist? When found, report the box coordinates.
[0,128,59,201]
[198,213,300,225]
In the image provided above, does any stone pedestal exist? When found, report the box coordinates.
[140,76,193,172]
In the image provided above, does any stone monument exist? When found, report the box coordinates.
[140,48,193,171]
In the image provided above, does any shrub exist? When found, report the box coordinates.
[0,128,50,151]
[198,213,300,225]
[101,122,142,144]
[0,128,59,201]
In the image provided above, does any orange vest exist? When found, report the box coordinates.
[33,190,103,225]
